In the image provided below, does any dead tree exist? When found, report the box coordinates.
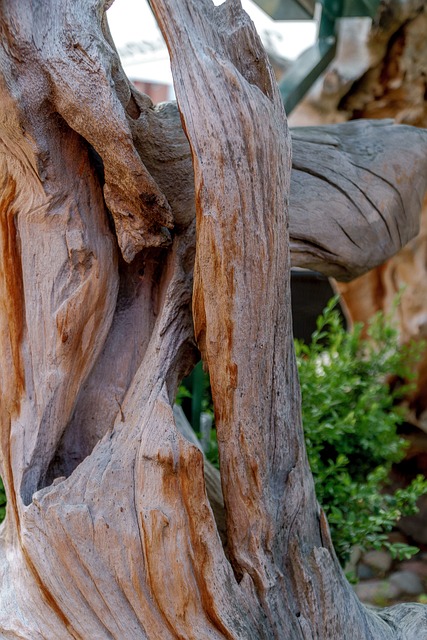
[1,1,427,638]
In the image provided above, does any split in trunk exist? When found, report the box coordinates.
[0,0,426,638]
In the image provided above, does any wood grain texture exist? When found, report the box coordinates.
[291,3,427,481]
[0,0,174,264]
[153,0,427,638]
[0,1,425,281]
[0,0,426,638]
[290,120,427,280]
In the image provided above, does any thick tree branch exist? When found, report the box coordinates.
[0,0,426,638]
[152,1,419,638]
[290,120,427,280]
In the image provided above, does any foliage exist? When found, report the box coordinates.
[176,380,218,466]
[203,426,219,468]
[295,296,427,565]
[176,384,192,404]
[1,297,422,566]
[180,296,427,568]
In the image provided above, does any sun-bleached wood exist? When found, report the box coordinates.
[290,120,427,280]
[0,0,426,638]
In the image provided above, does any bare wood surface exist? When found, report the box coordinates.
[290,120,427,280]
[173,405,227,546]
[0,1,424,282]
[153,1,427,638]
[0,0,426,638]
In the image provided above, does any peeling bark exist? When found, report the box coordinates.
[0,0,426,638]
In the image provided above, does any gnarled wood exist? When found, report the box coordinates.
[2,0,423,279]
[0,0,426,638]
[290,120,427,280]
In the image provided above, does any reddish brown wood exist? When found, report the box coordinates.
[0,0,426,638]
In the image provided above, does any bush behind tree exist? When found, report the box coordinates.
[295,296,427,566]
[178,296,427,568]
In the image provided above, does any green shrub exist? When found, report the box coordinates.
[180,296,427,568]
[295,297,427,565]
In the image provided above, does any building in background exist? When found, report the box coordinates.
[107,0,316,102]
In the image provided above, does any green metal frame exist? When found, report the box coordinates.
[279,36,336,114]
[252,0,380,113]
[252,0,315,20]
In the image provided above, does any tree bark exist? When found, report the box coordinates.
[0,0,426,638]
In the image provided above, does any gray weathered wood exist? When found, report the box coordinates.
[290,120,427,280]
[0,0,426,638]
[153,3,427,636]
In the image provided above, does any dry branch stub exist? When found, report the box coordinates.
[289,120,427,280]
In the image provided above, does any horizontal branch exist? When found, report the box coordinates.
[125,98,427,281]
[290,120,427,280]
[123,90,427,282]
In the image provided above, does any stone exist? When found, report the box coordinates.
[389,571,425,596]
[387,531,409,545]
[357,564,376,580]
[398,560,427,578]
[362,550,393,573]
[344,545,362,577]
[397,488,427,546]
[354,580,401,604]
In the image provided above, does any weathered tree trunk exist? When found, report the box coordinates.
[0,1,426,638]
